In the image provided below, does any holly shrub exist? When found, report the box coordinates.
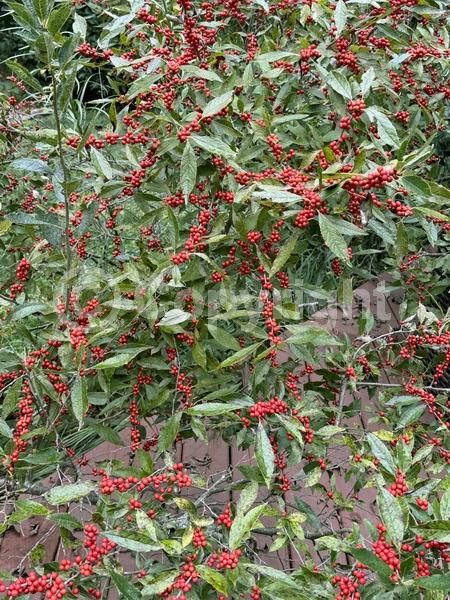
[0,0,450,598]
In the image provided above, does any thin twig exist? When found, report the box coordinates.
[0,293,18,305]
[50,69,72,315]
[194,472,231,506]
[356,382,450,393]
[253,527,343,541]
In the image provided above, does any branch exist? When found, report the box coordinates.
[253,527,339,540]
[356,382,450,393]
[194,472,232,506]
[50,69,72,315]
[0,293,18,305]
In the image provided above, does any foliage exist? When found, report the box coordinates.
[0,0,449,598]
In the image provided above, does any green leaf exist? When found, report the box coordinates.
[255,423,274,488]
[412,520,450,542]
[88,423,123,446]
[414,207,450,222]
[305,466,322,487]
[47,2,72,34]
[95,352,141,369]
[334,0,348,35]
[6,60,43,92]
[428,180,450,200]
[217,342,261,369]
[48,513,83,530]
[182,65,223,82]
[395,404,424,429]
[157,412,181,454]
[396,221,408,257]
[412,444,433,465]
[207,324,241,350]
[365,107,400,148]
[192,342,207,369]
[414,573,450,591]
[236,481,259,515]
[202,90,233,118]
[287,324,340,346]
[367,432,396,475]
[127,73,163,100]
[72,12,87,37]
[59,67,77,112]
[246,564,298,588]
[338,276,352,310]
[10,158,49,173]
[32,0,50,19]
[71,376,87,429]
[249,0,268,9]
[401,175,431,197]
[141,571,178,596]
[165,205,179,248]
[317,64,352,99]
[325,216,367,237]
[385,395,418,407]
[190,134,236,158]
[253,185,301,203]
[136,510,158,541]
[95,346,150,369]
[2,379,21,419]
[351,548,392,580]
[159,309,191,327]
[317,425,345,438]
[186,400,251,416]
[360,67,375,96]
[256,51,297,62]
[0,418,12,438]
[275,415,305,447]
[180,142,197,201]
[10,303,48,321]
[377,488,404,546]
[91,147,113,180]
[318,213,350,264]
[8,211,61,231]
[160,539,182,555]
[23,128,58,145]
[104,532,160,553]
[45,482,96,505]
[109,569,143,600]
[196,566,229,595]
[229,504,266,550]
[8,499,48,523]
[316,535,346,551]
[136,448,154,473]
[0,220,12,235]
[440,488,450,520]
[269,230,299,277]
[6,3,38,32]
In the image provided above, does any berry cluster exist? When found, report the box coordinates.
[372,524,400,574]
[216,503,233,528]
[249,395,289,419]
[332,566,367,600]
[208,548,241,570]
[388,470,408,496]
[192,528,207,548]
[4,380,34,471]
[266,134,283,161]
[99,463,191,501]
[15,257,31,281]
